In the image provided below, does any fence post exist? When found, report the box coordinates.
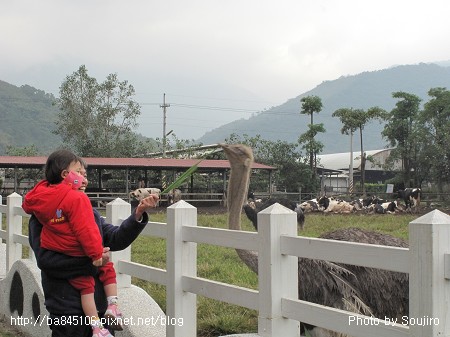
[409,209,450,336]
[6,193,23,272]
[257,203,299,337]
[166,200,197,337]
[106,198,132,288]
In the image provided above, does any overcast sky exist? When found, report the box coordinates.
[2,0,450,140]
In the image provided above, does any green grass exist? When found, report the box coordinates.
[300,212,416,241]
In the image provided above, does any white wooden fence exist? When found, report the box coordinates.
[2,192,450,337]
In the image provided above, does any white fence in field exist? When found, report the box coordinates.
[2,192,450,337]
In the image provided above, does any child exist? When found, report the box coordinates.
[23,149,122,337]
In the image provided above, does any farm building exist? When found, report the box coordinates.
[317,148,400,193]
[0,154,276,204]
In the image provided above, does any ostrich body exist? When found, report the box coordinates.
[221,143,408,337]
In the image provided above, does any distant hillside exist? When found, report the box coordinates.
[198,63,450,154]
[0,81,63,155]
[0,81,157,156]
[3,62,450,156]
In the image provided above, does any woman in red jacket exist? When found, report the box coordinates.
[23,149,158,337]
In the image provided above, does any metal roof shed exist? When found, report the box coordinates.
[0,156,276,195]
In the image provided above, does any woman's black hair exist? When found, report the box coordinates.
[44,149,81,184]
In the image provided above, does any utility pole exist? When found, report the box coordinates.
[160,93,170,158]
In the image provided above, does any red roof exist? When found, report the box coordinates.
[0,156,275,171]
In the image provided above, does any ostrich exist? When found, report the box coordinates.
[221,143,409,337]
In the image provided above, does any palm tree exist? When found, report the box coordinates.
[333,107,386,196]
[300,96,323,178]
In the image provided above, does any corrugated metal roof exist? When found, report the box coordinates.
[0,156,275,171]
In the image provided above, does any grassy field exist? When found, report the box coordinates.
[1,210,419,337]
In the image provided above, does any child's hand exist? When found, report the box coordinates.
[93,257,103,267]
[102,247,111,266]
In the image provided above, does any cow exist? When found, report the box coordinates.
[349,199,364,211]
[361,196,376,207]
[299,198,321,212]
[397,188,422,212]
[381,200,398,214]
[354,196,383,210]
[317,196,354,214]
[366,203,386,214]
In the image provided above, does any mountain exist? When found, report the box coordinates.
[197,63,450,154]
[2,62,450,156]
[0,81,63,155]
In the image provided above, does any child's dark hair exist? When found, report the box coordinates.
[45,149,81,184]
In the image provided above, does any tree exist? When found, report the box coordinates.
[382,92,421,187]
[6,144,39,157]
[419,87,450,193]
[54,65,144,157]
[332,108,360,194]
[299,95,323,177]
[224,133,315,193]
[333,107,386,195]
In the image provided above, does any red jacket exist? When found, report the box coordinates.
[23,180,103,261]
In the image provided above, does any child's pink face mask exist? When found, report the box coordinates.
[64,171,84,190]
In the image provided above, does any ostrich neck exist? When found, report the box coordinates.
[227,158,259,274]
[227,162,251,231]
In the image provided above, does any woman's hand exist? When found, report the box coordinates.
[135,194,159,221]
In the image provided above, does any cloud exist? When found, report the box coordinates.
[1,0,450,140]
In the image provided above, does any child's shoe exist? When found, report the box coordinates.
[92,326,113,337]
[104,303,124,331]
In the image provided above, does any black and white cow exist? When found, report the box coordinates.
[362,196,376,207]
[299,198,321,212]
[381,200,398,214]
[350,199,364,211]
[397,188,422,211]
[366,203,386,214]
[317,196,354,214]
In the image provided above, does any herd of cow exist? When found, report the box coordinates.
[130,186,423,216]
[299,187,422,214]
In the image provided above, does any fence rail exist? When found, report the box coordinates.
[2,192,450,336]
